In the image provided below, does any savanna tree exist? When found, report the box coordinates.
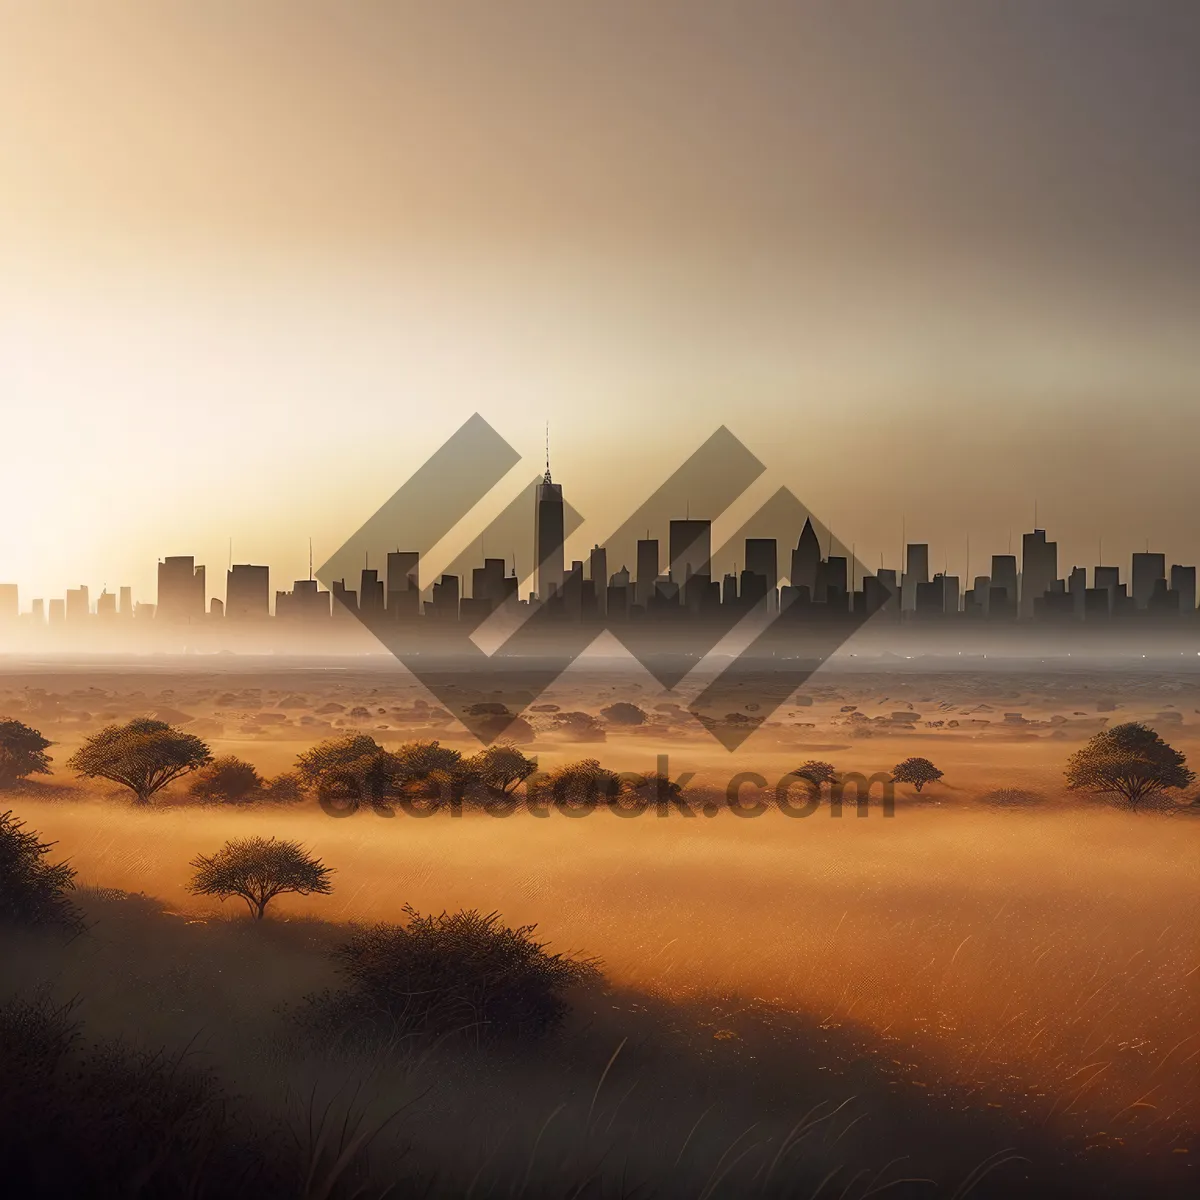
[794,760,839,790]
[67,718,211,805]
[464,744,538,796]
[1065,722,1194,808]
[0,718,53,788]
[391,740,463,786]
[891,756,944,793]
[188,837,333,920]
[295,734,397,806]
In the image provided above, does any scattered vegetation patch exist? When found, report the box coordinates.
[324,906,601,1043]
[0,810,82,931]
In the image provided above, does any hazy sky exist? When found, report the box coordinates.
[2,1,1199,604]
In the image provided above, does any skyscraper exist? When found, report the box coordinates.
[635,538,659,608]
[226,564,270,619]
[1132,552,1166,610]
[386,551,420,617]
[1020,530,1057,619]
[535,465,565,601]
[990,555,1018,604]
[589,544,608,615]
[903,543,929,612]
[790,518,822,597]
[157,556,206,621]
[0,584,16,620]
[1170,564,1196,613]
[1094,564,1120,596]
[669,519,711,585]
[744,538,778,612]
[65,586,90,622]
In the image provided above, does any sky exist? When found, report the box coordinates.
[2,1,1199,605]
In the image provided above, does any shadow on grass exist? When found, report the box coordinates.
[1,887,1194,1199]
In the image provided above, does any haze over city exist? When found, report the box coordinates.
[4,1,1200,605]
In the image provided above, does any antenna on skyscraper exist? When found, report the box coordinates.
[966,535,970,586]
[308,538,313,582]
[228,538,232,570]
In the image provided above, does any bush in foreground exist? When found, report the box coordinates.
[0,718,53,788]
[189,837,333,920]
[0,810,82,931]
[331,906,600,1042]
[0,993,295,1199]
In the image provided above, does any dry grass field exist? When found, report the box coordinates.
[2,657,1198,1197]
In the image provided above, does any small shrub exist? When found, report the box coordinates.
[600,702,647,726]
[263,771,307,802]
[189,755,263,803]
[332,906,601,1042]
[553,712,606,742]
[0,810,82,931]
[978,787,1044,807]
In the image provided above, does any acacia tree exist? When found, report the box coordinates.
[1065,722,1194,808]
[188,837,333,920]
[0,718,53,788]
[295,734,398,807]
[67,718,211,805]
[465,744,538,796]
[795,760,839,790]
[392,740,463,785]
[891,757,944,793]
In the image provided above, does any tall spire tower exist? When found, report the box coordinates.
[535,423,565,600]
